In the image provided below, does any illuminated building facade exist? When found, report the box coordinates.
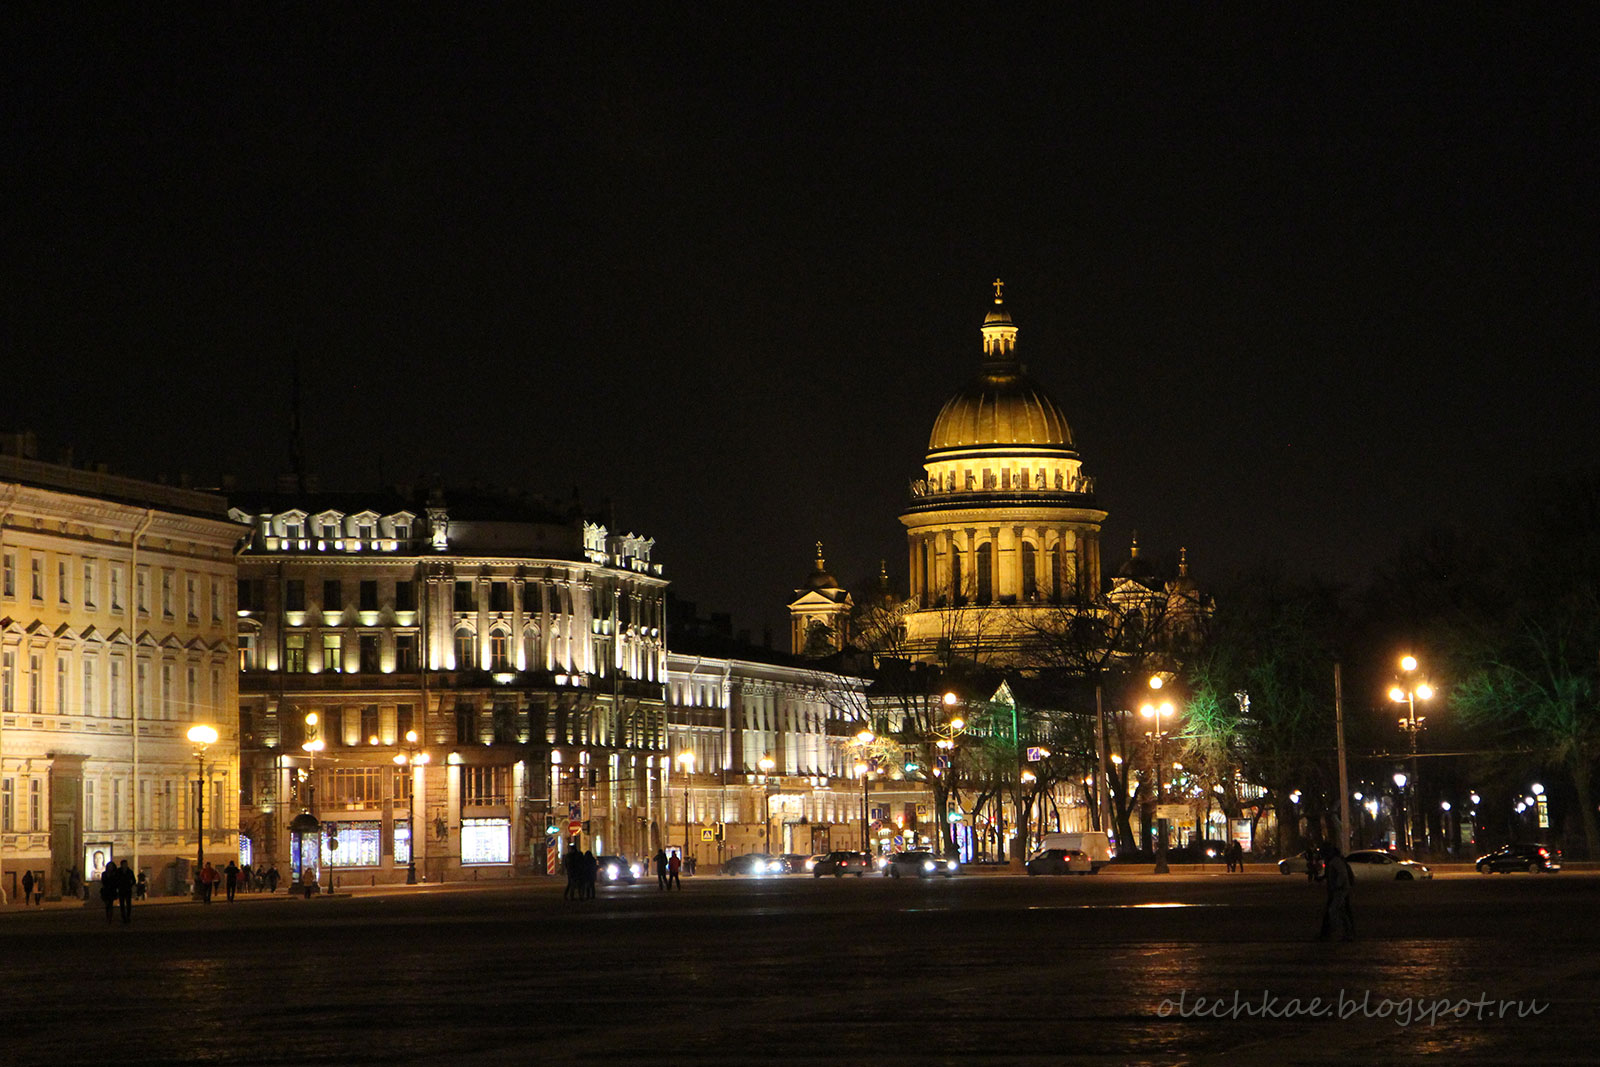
[1,441,242,901]
[231,488,669,883]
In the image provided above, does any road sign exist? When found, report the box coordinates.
[701,828,715,841]
[1027,746,1047,762]
[1156,803,1189,821]
[567,819,582,836]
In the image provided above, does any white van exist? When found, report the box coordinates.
[1039,831,1112,872]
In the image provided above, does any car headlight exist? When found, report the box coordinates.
[923,861,936,872]
[631,864,643,878]
[876,858,888,870]
[766,860,781,873]
[605,865,619,880]
[805,859,816,870]
[946,860,958,871]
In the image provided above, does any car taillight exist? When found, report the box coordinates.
[1539,848,1548,857]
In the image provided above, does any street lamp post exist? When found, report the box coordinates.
[1392,772,1409,851]
[1389,655,1434,855]
[934,695,966,857]
[186,724,218,899]
[392,730,430,885]
[854,729,875,854]
[675,751,695,861]
[302,711,325,893]
[758,756,776,854]
[1141,676,1177,875]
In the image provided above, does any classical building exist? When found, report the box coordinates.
[898,282,1107,662]
[785,542,853,656]
[1,440,244,901]
[230,487,669,886]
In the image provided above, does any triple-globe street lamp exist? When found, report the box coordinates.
[392,730,430,884]
[1140,676,1179,875]
[186,724,218,898]
[675,750,695,860]
[758,756,777,854]
[1389,655,1435,854]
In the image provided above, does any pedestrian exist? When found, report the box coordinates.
[1302,844,1319,882]
[200,862,218,903]
[266,866,280,893]
[21,869,35,906]
[563,851,581,901]
[224,861,240,902]
[653,848,669,890]
[99,861,118,922]
[239,862,253,893]
[686,855,696,876]
[667,851,682,889]
[135,871,148,900]
[1315,844,1355,941]
[116,860,135,923]
[1225,840,1244,873]
[582,850,598,900]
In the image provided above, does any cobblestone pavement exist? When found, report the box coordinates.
[3,869,1595,1066]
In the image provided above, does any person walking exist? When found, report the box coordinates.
[266,866,280,893]
[1302,844,1319,882]
[99,862,118,922]
[667,851,682,890]
[1225,840,1244,873]
[1315,844,1355,941]
[563,851,581,901]
[224,861,240,902]
[116,860,135,924]
[653,848,669,890]
[21,870,35,906]
[200,862,218,903]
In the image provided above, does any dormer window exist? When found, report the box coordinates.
[358,522,375,541]
[394,524,410,542]
[285,522,303,540]
[321,522,339,540]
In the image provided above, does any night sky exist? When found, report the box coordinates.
[7,9,1598,639]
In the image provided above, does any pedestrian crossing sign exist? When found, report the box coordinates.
[701,828,715,841]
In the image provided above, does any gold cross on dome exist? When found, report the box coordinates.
[993,278,1004,301]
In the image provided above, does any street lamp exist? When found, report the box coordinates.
[1389,655,1434,854]
[186,724,218,899]
[302,711,326,892]
[1140,676,1178,875]
[1392,771,1409,851]
[758,756,776,854]
[392,730,430,884]
[853,727,876,854]
[676,750,695,860]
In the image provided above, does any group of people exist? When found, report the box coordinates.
[563,850,599,900]
[98,860,138,923]
[196,860,284,900]
[652,849,682,889]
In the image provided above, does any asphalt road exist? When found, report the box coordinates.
[3,868,1594,1066]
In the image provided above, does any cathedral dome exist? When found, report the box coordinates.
[927,282,1075,454]
[927,368,1074,451]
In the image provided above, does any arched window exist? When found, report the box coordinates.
[976,542,993,604]
[1021,542,1038,601]
[454,628,476,671]
[950,545,963,605]
[1051,543,1064,601]
[489,628,510,671]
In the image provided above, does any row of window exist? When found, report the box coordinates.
[0,775,228,834]
[280,817,509,867]
[0,648,225,719]
[1,552,226,623]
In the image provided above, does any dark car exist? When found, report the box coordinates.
[812,850,871,877]
[1476,843,1562,873]
[595,856,642,884]
[1025,848,1090,876]
[775,853,811,874]
[723,852,780,876]
[881,850,960,878]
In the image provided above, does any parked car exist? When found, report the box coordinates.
[723,852,780,876]
[1026,848,1091,876]
[1344,850,1432,881]
[596,856,642,884]
[775,854,812,874]
[812,850,871,877]
[881,851,959,878]
[1476,843,1562,873]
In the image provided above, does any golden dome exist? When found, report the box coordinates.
[927,283,1074,454]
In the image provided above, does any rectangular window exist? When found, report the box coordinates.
[110,658,123,717]
[455,703,476,743]
[31,779,44,828]
[454,630,475,671]
[210,667,221,713]
[1,651,11,711]
[489,582,512,612]
[237,579,255,612]
[395,633,418,673]
[137,780,148,831]
[396,703,416,742]
[394,580,417,612]
[321,820,381,867]
[461,818,511,864]
[161,664,174,719]
[2,552,14,597]
[187,666,198,718]
[323,580,343,611]
[136,569,149,613]
[322,634,343,673]
[186,577,198,620]
[285,579,306,612]
[112,778,122,830]
[454,581,474,611]
[328,767,384,806]
[462,765,509,805]
[394,819,411,864]
[0,778,11,831]
[56,657,68,714]
[394,523,410,542]
[83,659,96,716]
[357,521,375,542]
[285,634,306,673]
[29,654,42,713]
[210,579,221,622]
[358,634,380,673]
[59,560,70,604]
[136,662,148,716]
[83,561,97,609]
[359,580,378,612]
[161,571,174,617]
[84,779,96,832]
[32,557,45,600]
[110,565,124,612]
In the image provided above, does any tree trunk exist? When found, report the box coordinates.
[1569,751,1600,860]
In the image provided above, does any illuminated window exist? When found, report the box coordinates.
[394,819,411,864]
[454,628,475,670]
[320,821,381,868]
[323,633,343,673]
[395,633,418,672]
[284,634,306,673]
[489,630,510,670]
[461,817,510,864]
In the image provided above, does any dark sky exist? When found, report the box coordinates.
[6,8,1599,640]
